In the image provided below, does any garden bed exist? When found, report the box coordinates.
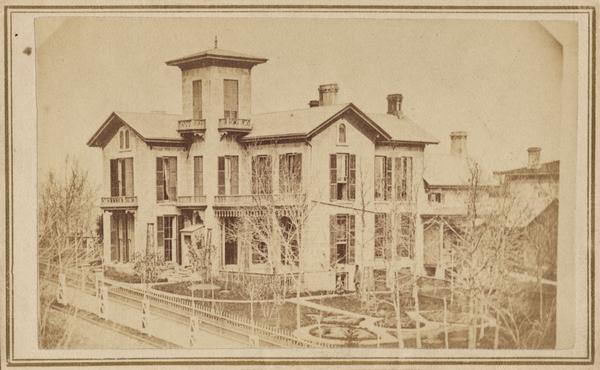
[308,325,377,344]
[152,279,332,300]
[103,266,168,284]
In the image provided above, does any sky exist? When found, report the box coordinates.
[35,16,566,190]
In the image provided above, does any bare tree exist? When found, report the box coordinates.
[227,145,317,330]
[448,161,528,349]
[37,158,100,348]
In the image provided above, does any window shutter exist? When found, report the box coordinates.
[194,156,203,196]
[192,80,202,120]
[119,131,123,149]
[295,154,302,192]
[110,159,119,196]
[230,156,239,195]
[406,157,413,201]
[384,214,392,259]
[329,154,337,201]
[394,158,402,200]
[125,130,130,149]
[265,155,272,194]
[348,214,355,264]
[110,214,117,261]
[385,156,392,200]
[279,154,286,193]
[217,157,225,195]
[251,156,257,194]
[330,215,337,266]
[176,215,183,265]
[168,157,177,200]
[157,216,164,254]
[156,158,164,201]
[124,158,134,196]
[349,154,356,200]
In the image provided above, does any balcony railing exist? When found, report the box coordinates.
[100,196,138,209]
[177,119,206,132]
[218,118,252,132]
[214,193,307,207]
[177,195,208,207]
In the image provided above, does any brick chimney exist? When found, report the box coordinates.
[387,94,403,117]
[308,100,319,108]
[318,83,339,106]
[527,147,541,169]
[450,131,468,157]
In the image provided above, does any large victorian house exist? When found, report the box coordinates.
[87,44,449,291]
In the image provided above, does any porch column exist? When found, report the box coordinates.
[102,211,112,264]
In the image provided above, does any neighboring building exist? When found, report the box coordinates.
[87,45,441,291]
[420,132,500,277]
[495,148,559,280]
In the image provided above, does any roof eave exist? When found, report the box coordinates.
[166,55,268,69]
[240,133,308,144]
[380,139,439,146]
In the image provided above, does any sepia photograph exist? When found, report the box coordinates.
[2,3,596,367]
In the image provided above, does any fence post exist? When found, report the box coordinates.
[95,270,103,297]
[57,273,67,305]
[443,296,449,349]
[99,285,108,319]
[189,316,200,347]
[141,294,150,334]
[249,334,260,348]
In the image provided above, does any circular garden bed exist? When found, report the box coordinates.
[308,325,377,342]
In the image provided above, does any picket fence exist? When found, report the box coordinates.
[48,264,333,348]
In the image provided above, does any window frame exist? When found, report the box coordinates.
[223,79,239,120]
[337,122,347,145]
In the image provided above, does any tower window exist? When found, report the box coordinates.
[224,79,239,120]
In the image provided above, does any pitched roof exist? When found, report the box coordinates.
[244,103,438,144]
[494,160,560,177]
[87,111,185,147]
[424,153,498,187]
[166,47,268,69]
[368,113,439,144]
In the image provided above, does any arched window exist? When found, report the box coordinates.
[338,123,346,144]
[119,131,124,149]
[125,130,130,148]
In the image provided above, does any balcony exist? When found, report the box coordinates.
[177,119,206,136]
[100,196,138,209]
[218,118,252,134]
[214,194,255,207]
[177,195,208,209]
[213,193,307,208]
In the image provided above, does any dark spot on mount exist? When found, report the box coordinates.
[14,33,17,37]
[23,47,32,56]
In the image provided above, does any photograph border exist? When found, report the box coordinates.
[3,3,596,367]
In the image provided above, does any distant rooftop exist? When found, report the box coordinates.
[494,160,560,177]
[424,153,498,188]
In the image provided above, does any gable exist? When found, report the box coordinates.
[307,104,391,143]
[87,113,140,148]
[87,111,186,148]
